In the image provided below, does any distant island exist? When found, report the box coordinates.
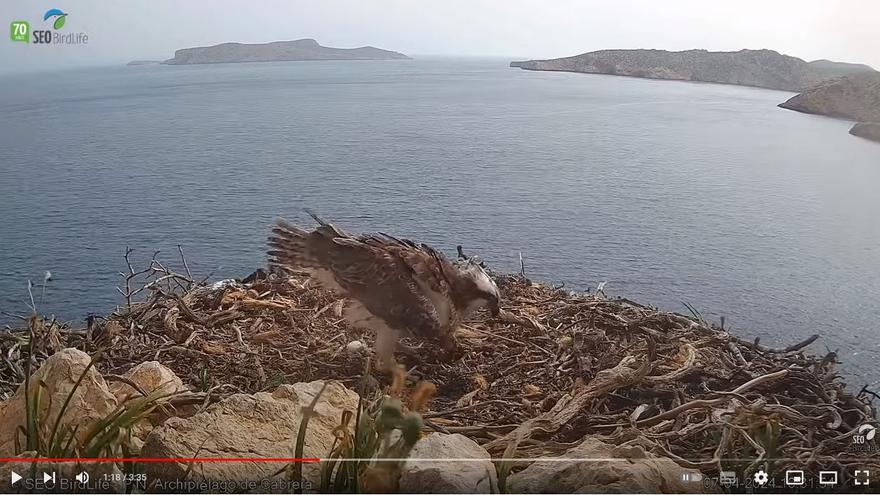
[126,60,161,66]
[510,49,873,92]
[779,72,880,143]
[159,38,410,65]
[511,48,879,143]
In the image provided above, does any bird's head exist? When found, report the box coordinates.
[454,258,501,316]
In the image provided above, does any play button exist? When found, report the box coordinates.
[10,471,21,485]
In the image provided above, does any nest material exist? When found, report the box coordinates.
[2,270,878,483]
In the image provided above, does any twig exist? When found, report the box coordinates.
[635,369,789,427]
[732,334,820,354]
[177,245,194,283]
[423,400,513,419]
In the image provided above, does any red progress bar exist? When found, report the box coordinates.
[0,457,320,463]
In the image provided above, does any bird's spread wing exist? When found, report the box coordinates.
[268,217,455,338]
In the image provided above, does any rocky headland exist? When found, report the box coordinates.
[510,48,872,91]
[512,48,879,142]
[161,38,411,65]
[779,72,880,143]
[849,122,880,142]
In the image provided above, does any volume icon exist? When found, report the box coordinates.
[75,471,89,484]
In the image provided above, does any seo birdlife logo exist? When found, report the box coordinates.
[9,8,88,45]
[43,8,67,29]
[851,424,877,454]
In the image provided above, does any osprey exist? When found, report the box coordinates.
[268,212,501,369]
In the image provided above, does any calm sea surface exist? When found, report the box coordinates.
[1,58,878,384]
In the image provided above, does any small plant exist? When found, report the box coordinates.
[287,363,435,493]
[266,372,286,389]
[16,313,172,487]
[15,348,168,459]
[288,381,330,493]
[750,415,781,473]
[198,366,211,392]
[722,410,782,480]
[495,430,525,494]
[682,301,707,325]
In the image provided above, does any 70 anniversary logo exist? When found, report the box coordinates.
[10,8,88,44]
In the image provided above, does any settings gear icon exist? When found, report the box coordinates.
[753,470,769,486]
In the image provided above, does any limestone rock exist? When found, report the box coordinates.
[0,348,117,456]
[107,361,188,450]
[141,380,358,489]
[110,361,186,402]
[779,72,880,122]
[399,433,497,493]
[508,437,706,493]
[850,122,880,143]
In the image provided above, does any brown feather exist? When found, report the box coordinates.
[267,214,500,366]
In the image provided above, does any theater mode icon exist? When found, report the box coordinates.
[818,471,838,486]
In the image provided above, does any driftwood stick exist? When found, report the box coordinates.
[643,344,697,383]
[636,369,789,427]
[424,399,514,419]
[497,309,546,333]
[775,334,821,353]
[733,334,820,354]
[170,292,206,326]
[484,350,653,453]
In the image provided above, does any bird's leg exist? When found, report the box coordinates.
[439,329,460,361]
[374,327,400,373]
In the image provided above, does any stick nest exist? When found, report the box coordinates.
[2,261,878,482]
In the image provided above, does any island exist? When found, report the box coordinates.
[511,48,879,142]
[779,72,880,143]
[160,38,410,65]
[510,48,873,92]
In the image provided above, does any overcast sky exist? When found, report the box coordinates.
[2,0,879,74]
